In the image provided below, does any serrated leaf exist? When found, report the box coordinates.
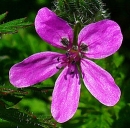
[0,107,42,128]
[0,94,22,108]
[0,84,28,96]
[0,86,26,107]
[0,105,53,128]
[0,17,33,34]
[0,12,8,23]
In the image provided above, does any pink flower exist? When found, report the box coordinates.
[9,7,123,123]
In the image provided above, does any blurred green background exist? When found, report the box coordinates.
[0,0,130,128]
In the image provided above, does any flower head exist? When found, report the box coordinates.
[9,7,123,123]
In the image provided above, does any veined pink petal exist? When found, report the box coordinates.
[35,7,73,49]
[80,59,121,106]
[51,65,81,123]
[9,52,65,88]
[78,19,123,59]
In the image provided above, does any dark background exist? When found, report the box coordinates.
[103,0,130,50]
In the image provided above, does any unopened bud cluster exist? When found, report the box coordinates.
[53,0,109,27]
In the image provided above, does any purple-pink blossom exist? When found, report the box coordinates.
[9,7,123,123]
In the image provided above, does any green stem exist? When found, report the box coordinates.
[73,21,81,45]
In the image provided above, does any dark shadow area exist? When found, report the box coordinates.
[0,0,53,21]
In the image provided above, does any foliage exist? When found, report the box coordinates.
[0,12,33,35]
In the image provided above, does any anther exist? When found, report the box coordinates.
[72,45,78,51]
[56,66,61,69]
[57,57,60,62]
[66,52,70,57]
[80,43,88,52]
[70,70,74,74]
[61,38,69,46]
[72,60,76,64]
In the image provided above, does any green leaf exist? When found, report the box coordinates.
[0,17,33,35]
[0,106,42,128]
[0,84,27,107]
[0,94,22,108]
[113,53,124,67]
[0,105,55,128]
[0,12,8,23]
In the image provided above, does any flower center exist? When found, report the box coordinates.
[56,43,88,71]
[66,49,80,65]
[59,19,88,69]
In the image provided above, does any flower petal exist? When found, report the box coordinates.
[51,65,81,123]
[78,19,123,59]
[9,52,64,88]
[35,7,73,49]
[80,59,121,106]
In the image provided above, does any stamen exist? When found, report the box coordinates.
[72,45,78,51]
[56,66,61,70]
[61,38,69,46]
[66,52,70,58]
[72,60,76,64]
[57,57,60,62]
[80,43,88,52]
[70,70,74,74]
